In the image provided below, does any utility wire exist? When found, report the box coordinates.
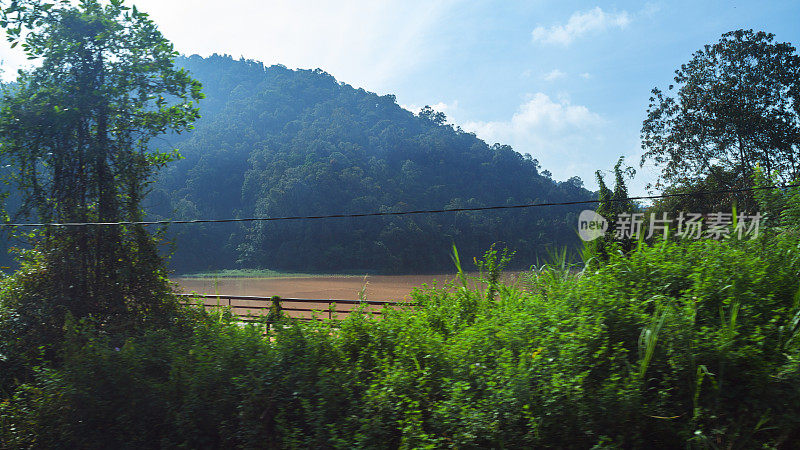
[1,183,797,228]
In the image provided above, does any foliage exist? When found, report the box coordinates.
[3,234,800,448]
[648,168,754,215]
[144,54,593,274]
[641,29,800,207]
[0,0,202,328]
[474,244,514,301]
[753,166,800,229]
[2,8,800,449]
[587,157,637,263]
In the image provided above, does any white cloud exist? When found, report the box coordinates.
[463,93,606,181]
[430,101,458,113]
[543,69,566,81]
[401,100,458,115]
[531,7,630,46]
[465,93,602,135]
[580,72,592,79]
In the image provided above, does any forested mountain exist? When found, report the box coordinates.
[144,54,594,273]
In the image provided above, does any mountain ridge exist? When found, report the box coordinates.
[143,54,593,273]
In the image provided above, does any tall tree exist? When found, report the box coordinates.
[588,157,636,262]
[641,30,800,194]
[0,0,202,326]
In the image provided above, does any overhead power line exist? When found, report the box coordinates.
[1,183,798,228]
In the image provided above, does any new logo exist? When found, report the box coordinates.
[578,210,608,241]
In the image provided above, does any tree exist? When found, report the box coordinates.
[587,157,636,262]
[0,0,202,326]
[418,105,447,125]
[641,30,800,194]
[594,157,636,224]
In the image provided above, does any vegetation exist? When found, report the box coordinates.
[1,1,799,445]
[0,0,201,398]
[3,223,800,447]
[144,54,594,274]
[641,29,800,210]
[0,0,202,324]
[588,157,638,262]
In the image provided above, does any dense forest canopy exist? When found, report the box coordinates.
[147,54,594,274]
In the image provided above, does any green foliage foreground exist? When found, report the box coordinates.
[2,231,800,448]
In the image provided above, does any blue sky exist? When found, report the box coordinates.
[1,0,799,194]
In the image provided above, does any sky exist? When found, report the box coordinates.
[1,0,799,195]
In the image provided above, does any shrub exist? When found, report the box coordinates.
[2,237,800,448]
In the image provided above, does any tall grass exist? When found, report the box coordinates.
[3,235,800,448]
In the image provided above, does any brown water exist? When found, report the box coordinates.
[174,274,460,302]
[174,272,527,302]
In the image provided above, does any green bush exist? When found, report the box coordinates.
[2,235,800,448]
